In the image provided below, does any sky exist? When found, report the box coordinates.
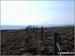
[1,1,74,26]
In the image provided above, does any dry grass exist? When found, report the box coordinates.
[1,26,74,55]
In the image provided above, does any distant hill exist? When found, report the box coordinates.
[0,25,26,30]
[0,24,74,30]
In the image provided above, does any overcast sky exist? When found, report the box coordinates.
[1,1,74,26]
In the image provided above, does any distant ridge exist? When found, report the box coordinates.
[0,25,26,30]
[0,24,74,30]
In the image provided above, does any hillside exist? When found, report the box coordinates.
[1,26,74,55]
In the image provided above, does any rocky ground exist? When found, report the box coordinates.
[1,26,74,55]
